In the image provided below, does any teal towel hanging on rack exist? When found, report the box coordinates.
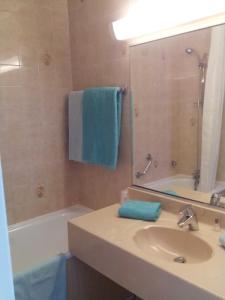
[82,87,122,170]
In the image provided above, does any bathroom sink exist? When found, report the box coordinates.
[134,226,213,264]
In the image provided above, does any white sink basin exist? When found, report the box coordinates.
[134,226,213,264]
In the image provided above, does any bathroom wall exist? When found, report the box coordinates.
[67,0,133,209]
[0,0,75,224]
[131,28,211,184]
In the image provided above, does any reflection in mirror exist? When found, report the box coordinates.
[131,24,225,205]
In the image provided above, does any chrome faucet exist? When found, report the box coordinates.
[177,205,199,231]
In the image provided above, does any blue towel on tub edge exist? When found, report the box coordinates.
[119,200,161,221]
[14,254,67,300]
[82,87,122,170]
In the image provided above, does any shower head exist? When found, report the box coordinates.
[185,48,194,54]
[185,47,203,67]
[185,47,208,68]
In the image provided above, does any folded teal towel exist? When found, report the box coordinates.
[118,200,161,221]
[219,233,225,248]
[14,254,67,300]
[82,87,122,170]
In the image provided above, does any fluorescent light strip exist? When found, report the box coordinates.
[113,0,225,40]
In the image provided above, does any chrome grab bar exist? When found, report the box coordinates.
[136,153,152,179]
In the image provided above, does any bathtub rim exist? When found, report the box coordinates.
[8,204,92,233]
[142,173,225,192]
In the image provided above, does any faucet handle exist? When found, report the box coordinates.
[177,205,199,231]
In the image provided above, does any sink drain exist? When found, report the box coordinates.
[174,256,186,263]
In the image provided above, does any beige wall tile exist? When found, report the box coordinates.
[0,0,73,224]
[68,0,132,210]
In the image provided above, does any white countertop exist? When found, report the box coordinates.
[69,204,225,300]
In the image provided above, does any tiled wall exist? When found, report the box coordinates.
[67,0,133,209]
[131,28,211,184]
[0,0,75,224]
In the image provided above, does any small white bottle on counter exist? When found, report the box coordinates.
[120,189,129,204]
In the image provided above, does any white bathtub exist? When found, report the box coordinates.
[143,174,225,193]
[143,174,197,191]
[9,205,92,274]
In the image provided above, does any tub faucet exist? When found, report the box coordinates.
[210,193,225,208]
[193,169,200,191]
[177,205,199,231]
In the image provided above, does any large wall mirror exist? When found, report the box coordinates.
[131,24,225,205]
